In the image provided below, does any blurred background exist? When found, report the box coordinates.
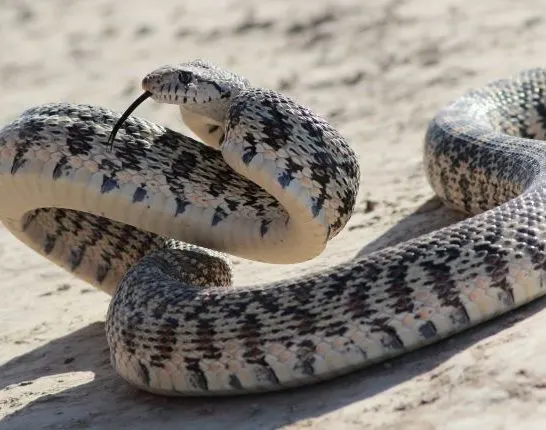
[1,0,546,429]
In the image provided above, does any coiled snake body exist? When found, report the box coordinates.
[1,61,546,395]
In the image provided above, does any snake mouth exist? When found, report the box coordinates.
[107,91,152,149]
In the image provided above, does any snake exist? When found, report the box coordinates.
[1,61,546,396]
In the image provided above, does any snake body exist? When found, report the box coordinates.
[1,61,546,395]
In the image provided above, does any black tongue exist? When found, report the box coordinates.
[107,91,152,150]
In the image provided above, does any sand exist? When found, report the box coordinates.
[2,0,546,428]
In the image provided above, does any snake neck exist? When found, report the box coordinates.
[179,106,226,149]
[216,88,360,262]
[178,86,251,149]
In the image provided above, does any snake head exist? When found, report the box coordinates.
[109,60,252,150]
[142,59,251,106]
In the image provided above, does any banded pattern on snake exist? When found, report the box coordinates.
[1,61,546,396]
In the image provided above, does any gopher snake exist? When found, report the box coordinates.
[1,61,546,396]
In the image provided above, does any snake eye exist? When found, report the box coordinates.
[178,71,193,85]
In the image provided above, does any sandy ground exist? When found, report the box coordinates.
[2,0,546,428]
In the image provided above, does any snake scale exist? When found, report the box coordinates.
[1,60,546,396]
